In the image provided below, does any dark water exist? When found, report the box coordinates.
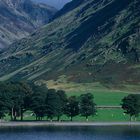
[0,125,140,140]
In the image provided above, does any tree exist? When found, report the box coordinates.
[0,82,21,121]
[46,89,61,121]
[121,94,140,121]
[17,81,33,121]
[31,84,47,120]
[0,82,9,119]
[64,96,79,121]
[0,106,5,119]
[9,84,25,121]
[31,95,46,120]
[6,81,33,121]
[79,93,96,121]
[0,93,7,119]
[56,90,67,121]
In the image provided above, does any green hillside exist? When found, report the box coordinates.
[0,0,140,91]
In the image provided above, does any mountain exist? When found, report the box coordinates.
[52,0,86,19]
[0,0,57,49]
[33,0,71,9]
[0,0,140,89]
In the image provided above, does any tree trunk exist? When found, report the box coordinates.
[10,113,13,121]
[20,109,23,121]
[39,117,41,121]
[130,116,133,122]
[50,117,53,122]
[50,116,53,122]
[86,116,89,122]
[11,108,14,121]
[14,111,17,121]
[135,117,137,121]
[57,116,60,122]
[70,116,73,121]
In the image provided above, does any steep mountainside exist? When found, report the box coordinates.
[0,0,140,88]
[0,0,57,49]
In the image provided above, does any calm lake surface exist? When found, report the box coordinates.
[0,125,140,140]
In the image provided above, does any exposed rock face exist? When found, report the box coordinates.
[0,0,57,49]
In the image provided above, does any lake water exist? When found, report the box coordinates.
[0,125,140,140]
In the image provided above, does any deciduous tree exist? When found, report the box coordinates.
[64,96,79,121]
[79,93,96,121]
[122,94,140,121]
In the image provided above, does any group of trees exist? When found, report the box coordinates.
[0,81,33,121]
[0,81,140,122]
[0,81,97,121]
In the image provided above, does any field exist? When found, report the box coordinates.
[66,90,129,106]
[46,79,136,106]
[64,85,139,122]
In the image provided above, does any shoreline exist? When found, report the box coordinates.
[0,121,140,127]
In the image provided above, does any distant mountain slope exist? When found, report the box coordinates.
[52,0,85,19]
[33,0,71,9]
[0,0,57,49]
[0,0,139,87]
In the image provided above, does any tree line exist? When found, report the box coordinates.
[0,81,96,121]
[0,81,140,122]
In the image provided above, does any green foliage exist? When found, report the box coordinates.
[0,93,7,119]
[46,89,60,120]
[56,90,67,121]
[30,87,67,121]
[0,81,33,120]
[7,81,33,120]
[79,93,96,121]
[64,96,79,121]
[121,94,140,121]
[31,84,47,120]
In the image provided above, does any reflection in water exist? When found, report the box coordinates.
[0,125,140,140]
